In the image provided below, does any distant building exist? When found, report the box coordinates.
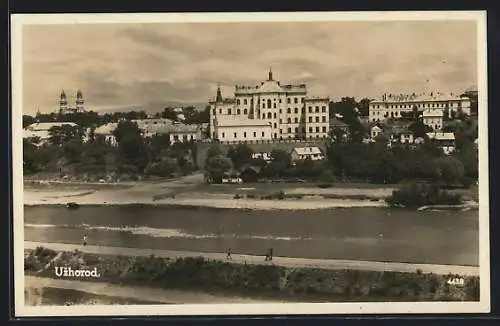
[290,146,324,162]
[422,108,444,131]
[369,92,471,123]
[58,89,86,114]
[132,118,201,143]
[252,152,272,162]
[94,123,118,146]
[209,68,330,142]
[370,125,383,139]
[426,132,456,155]
[23,122,78,146]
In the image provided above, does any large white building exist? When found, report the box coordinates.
[209,69,330,142]
[369,92,471,123]
[23,122,79,146]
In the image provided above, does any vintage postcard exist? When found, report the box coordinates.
[11,11,490,316]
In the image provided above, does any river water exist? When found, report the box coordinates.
[24,205,479,266]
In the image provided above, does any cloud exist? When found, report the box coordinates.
[20,20,478,114]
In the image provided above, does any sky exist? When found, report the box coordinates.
[21,19,478,114]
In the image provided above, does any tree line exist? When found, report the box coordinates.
[23,121,197,181]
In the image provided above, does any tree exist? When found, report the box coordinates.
[329,127,347,143]
[48,125,83,146]
[112,121,148,170]
[205,155,233,182]
[435,157,466,186]
[228,144,254,169]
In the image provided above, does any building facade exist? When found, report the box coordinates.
[209,69,330,142]
[368,92,471,123]
[422,108,444,131]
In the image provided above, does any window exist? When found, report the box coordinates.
[267,112,272,119]
[287,98,291,104]
[267,99,272,108]
[322,106,326,113]
[212,109,216,115]
[322,126,327,132]
[280,129,282,134]
[287,118,291,123]
[316,127,320,132]
[287,127,291,133]
[279,109,282,113]
[279,99,282,103]
[294,107,298,114]
[237,99,240,105]
[287,108,291,113]
[244,132,247,138]
[244,99,247,105]
[309,117,312,122]
[273,123,277,128]
[262,103,265,108]
[253,132,256,137]
[315,106,319,113]
[280,119,282,123]
[262,114,265,119]
[219,109,222,114]
[294,117,298,123]
[316,116,319,123]
[273,103,277,108]
[228,109,232,115]
[294,98,298,104]
[309,127,313,133]
[302,108,305,113]
[322,116,326,123]
[262,132,265,137]
[301,97,305,103]
[244,109,248,114]
[309,107,312,113]
[295,127,299,133]
[222,132,225,138]
[234,132,237,138]
[274,113,277,119]
[237,109,241,114]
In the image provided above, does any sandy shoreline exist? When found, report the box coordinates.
[22,177,479,211]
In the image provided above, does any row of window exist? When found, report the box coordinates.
[262,115,328,123]
[371,102,460,109]
[236,97,305,106]
[214,106,327,116]
[219,126,328,139]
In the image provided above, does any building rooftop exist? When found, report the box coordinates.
[372,92,466,104]
[25,122,77,131]
[94,123,118,135]
[292,146,322,155]
[426,132,455,141]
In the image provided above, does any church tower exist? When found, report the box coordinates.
[216,83,223,103]
[59,90,68,113]
[268,66,273,81]
[76,89,84,111]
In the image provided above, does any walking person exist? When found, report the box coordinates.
[269,247,274,261]
[83,233,88,247]
[226,248,232,260]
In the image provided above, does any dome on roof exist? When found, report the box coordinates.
[258,80,283,93]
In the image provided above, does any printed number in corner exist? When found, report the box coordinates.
[446,277,465,286]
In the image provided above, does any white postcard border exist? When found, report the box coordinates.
[11,10,490,317]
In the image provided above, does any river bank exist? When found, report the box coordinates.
[23,178,478,211]
[24,245,480,303]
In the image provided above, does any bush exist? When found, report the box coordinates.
[386,182,463,208]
